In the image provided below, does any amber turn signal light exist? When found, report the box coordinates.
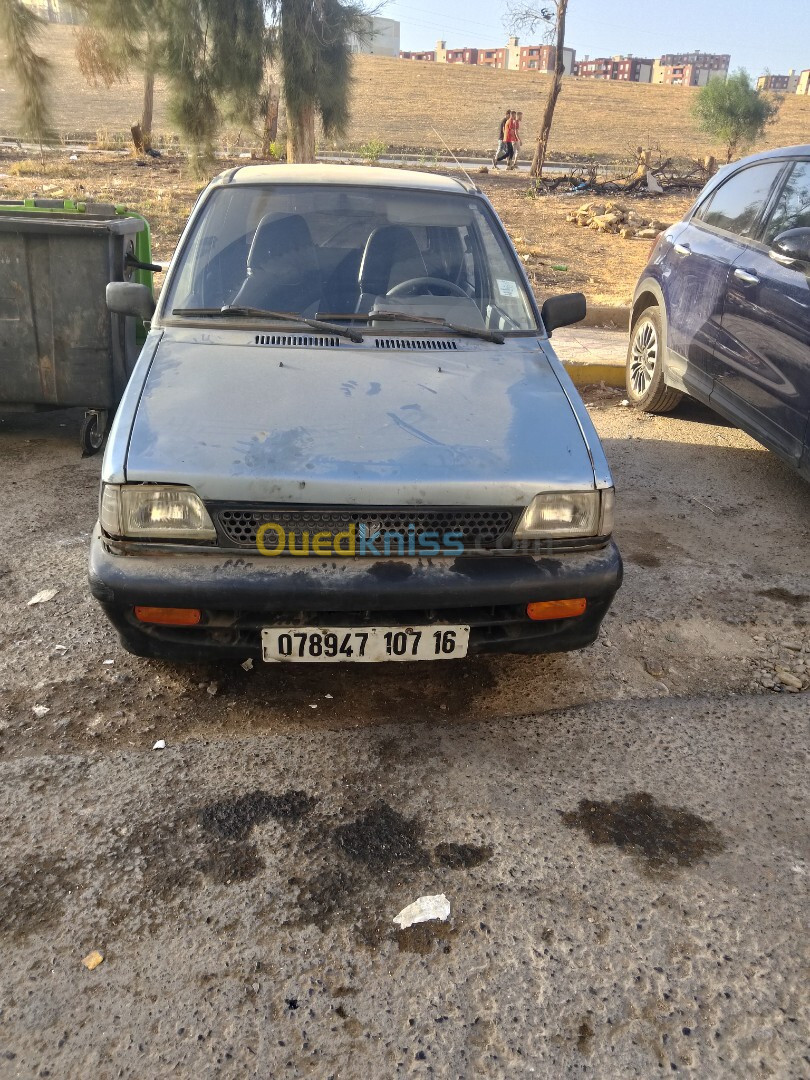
[526,598,587,621]
[134,606,202,626]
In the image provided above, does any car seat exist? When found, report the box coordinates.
[356,225,427,313]
[232,213,322,313]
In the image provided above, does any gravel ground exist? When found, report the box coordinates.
[0,393,808,1078]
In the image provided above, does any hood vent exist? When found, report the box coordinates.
[254,333,342,347]
[374,338,458,351]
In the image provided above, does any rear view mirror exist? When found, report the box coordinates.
[106,281,155,321]
[541,292,587,335]
[770,228,810,265]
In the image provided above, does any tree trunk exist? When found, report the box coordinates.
[530,0,568,179]
[262,83,280,157]
[140,69,155,150]
[287,102,316,164]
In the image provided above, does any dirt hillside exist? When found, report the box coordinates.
[2,26,809,160]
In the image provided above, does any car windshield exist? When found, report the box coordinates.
[163,183,538,333]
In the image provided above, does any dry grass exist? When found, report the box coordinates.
[2,26,809,163]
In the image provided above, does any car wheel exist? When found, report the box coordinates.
[626,305,683,413]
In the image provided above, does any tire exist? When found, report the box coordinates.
[626,305,683,414]
[80,411,107,456]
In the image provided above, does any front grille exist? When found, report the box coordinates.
[215,505,516,553]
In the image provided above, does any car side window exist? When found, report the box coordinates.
[695,162,785,238]
[763,160,810,244]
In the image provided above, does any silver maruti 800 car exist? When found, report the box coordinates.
[91,165,621,664]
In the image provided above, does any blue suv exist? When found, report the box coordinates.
[627,145,810,481]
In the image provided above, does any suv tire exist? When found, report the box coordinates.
[626,305,683,414]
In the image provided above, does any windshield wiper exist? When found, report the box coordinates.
[171,306,363,343]
[318,310,505,344]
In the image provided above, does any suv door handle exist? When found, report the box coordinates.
[673,242,691,257]
[734,268,760,285]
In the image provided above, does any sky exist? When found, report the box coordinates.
[381,0,810,78]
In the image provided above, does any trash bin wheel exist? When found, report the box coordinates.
[81,410,108,456]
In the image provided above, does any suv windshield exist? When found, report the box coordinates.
[163,183,538,333]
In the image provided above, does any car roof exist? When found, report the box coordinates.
[731,144,810,166]
[213,163,477,194]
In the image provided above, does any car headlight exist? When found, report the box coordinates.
[514,489,614,539]
[100,484,217,541]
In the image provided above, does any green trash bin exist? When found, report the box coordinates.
[0,199,157,454]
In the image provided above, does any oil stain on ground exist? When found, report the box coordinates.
[333,802,429,870]
[0,857,76,941]
[628,553,661,568]
[434,842,493,869]
[295,802,493,944]
[756,587,809,607]
[198,790,315,840]
[396,920,457,954]
[196,789,316,885]
[561,791,724,872]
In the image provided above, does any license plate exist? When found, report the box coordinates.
[261,625,470,663]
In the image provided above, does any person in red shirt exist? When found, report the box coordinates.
[494,110,518,168]
[508,110,523,170]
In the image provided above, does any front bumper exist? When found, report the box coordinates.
[88,526,622,661]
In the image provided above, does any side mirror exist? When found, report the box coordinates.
[106,281,156,321]
[540,292,587,335]
[770,228,810,266]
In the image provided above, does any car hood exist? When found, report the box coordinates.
[124,329,597,505]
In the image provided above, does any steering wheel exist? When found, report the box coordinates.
[386,276,468,298]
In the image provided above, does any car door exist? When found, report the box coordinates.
[664,160,786,402]
[712,158,810,464]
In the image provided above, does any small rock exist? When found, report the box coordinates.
[206,682,219,697]
[32,704,50,718]
[152,739,166,750]
[782,641,802,651]
[82,950,104,970]
[777,671,803,690]
[241,658,254,671]
[644,659,664,677]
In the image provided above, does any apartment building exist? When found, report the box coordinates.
[517,44,576,74]
[399,50,437,62]
[478,47,508,69]
[653,52,730,86]
[756,70,799,92]
[574,55,653,82]
[349,16,400,57]
[797,70,810,95]
[444,47,479,64]
[401,36,574,74]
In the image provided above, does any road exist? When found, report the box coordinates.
[0,391,808,1078]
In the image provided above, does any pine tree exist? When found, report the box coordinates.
[0,0,55,144]
[267,0,370,163]
[2,0,368,166]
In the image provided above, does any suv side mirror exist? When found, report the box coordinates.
[540,292,587,335]
[106,281,156,321]
[770,228,810,266]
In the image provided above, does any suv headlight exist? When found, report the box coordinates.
[100,484,217,541]
[514,489,614,539]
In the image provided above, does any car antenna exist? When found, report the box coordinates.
[430,126,477,190]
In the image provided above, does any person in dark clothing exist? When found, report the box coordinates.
[494,110,517,168]
[493,109,512,169]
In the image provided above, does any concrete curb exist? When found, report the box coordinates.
[581,305,630,329]
[562,360,626,389]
